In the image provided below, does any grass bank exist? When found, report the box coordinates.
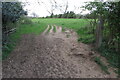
[2,21,47,60]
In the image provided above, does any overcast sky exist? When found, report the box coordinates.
[19,0,95,17]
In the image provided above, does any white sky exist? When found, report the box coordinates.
[19,0,95,17]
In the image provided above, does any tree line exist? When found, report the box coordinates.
[46,11,83,19]
[45,11,97,19]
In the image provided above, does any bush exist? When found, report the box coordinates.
[18,17,32,24]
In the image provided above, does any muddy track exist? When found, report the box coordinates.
[2,25,117,78]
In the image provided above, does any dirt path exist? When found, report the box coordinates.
[2,25,117,78]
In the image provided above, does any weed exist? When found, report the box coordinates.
[53,26,56,32]
[66,34,70,38]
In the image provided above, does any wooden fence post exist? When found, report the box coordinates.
[95,15,104,48]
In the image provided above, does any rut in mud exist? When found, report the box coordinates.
[2,25,117,78]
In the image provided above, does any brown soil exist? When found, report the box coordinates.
[2,25,117,78]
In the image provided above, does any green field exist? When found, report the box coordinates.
[32,18,90,30]
[32,18,94,43]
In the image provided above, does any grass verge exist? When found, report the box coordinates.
[77,26,95,44]
[98,43,120,76]
[94,56,110,74]
[2,21,47,60]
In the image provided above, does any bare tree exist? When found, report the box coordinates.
[38,0,69,15]
[59,1,68,14]
[31,12,38,17]
[38,0,58,15]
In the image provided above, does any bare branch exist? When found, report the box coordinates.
[37,0,69,15]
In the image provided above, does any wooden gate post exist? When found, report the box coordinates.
[95,15,104,48]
